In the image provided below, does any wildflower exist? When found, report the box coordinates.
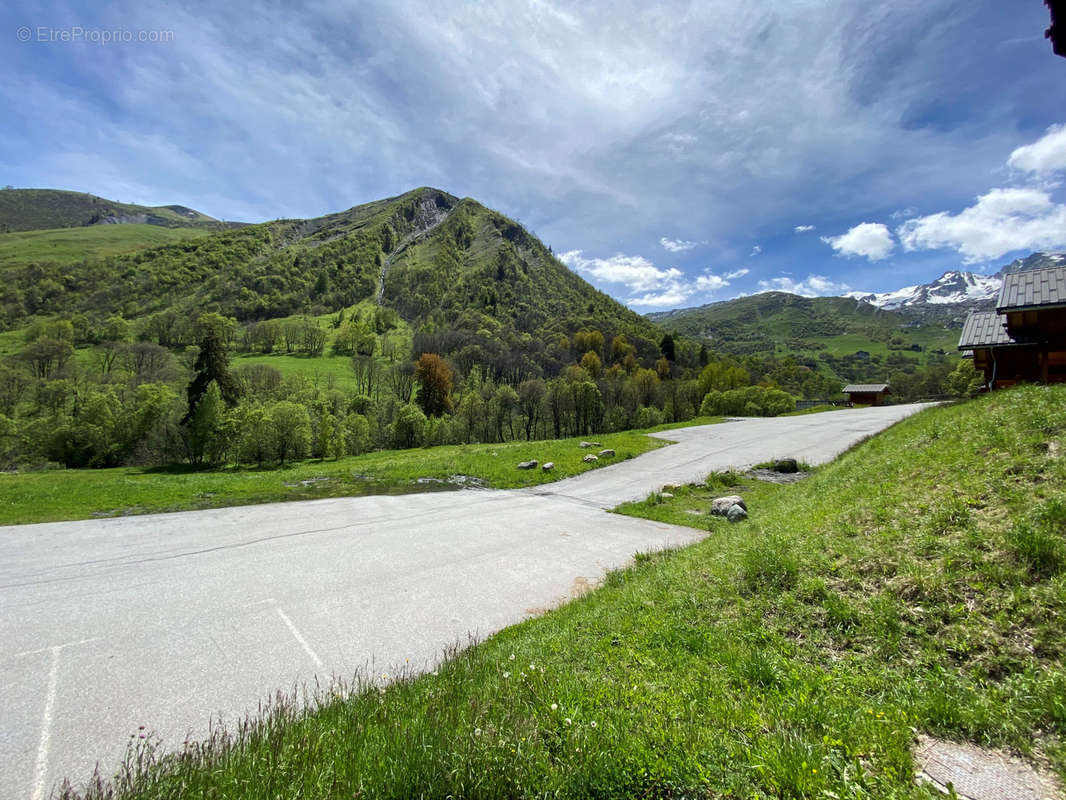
[474,728,482,736]
[509,653,516,661]
[565,718,572,725]
[590,721,597,728]
[529,663,535,670]
[503,671,510,678]
[551,703,558,711]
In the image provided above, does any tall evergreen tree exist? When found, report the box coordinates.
[183,328,239,424]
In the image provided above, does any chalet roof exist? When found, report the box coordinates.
[996,265,1066,312]
[842,384,890,393]
[958,310,1012,349]
[957,310,1041,350]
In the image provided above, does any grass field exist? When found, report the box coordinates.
[0,429,671,525]
[55,385,1065,799]
[0,224,209,266]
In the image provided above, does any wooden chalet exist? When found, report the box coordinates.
[957,265,1066,388]
[842,383,891,406]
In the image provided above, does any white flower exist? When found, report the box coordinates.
[474,728,481,736]
[529,663,535,670]
[565,718,572,725]
[550,703,558,711]
[590,721,598,728]
[509,654,516,661]
[503,671,510,678]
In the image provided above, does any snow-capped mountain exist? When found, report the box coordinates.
[846,252,1066,311]
[846,271,1000,310]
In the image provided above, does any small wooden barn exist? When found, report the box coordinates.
[842,383,891,406]
[958,265,1066,389]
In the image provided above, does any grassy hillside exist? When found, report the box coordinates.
[60,386,1066,799]
[650,291,961,389]
[650,291,958,358]
[0,187,661,347]
[0,188,223,232]
[0,224,211,266]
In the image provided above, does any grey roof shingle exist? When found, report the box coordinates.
[957,309,1040,349]
[842,383,890,393]
[958,310,1013,349]
[997,266,1066,311]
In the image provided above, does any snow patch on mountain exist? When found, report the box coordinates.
[845,252,1066,311]
[846,271,1001,309]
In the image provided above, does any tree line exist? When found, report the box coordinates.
[0,308,983,471]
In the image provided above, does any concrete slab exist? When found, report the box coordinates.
[915,736,1063,800]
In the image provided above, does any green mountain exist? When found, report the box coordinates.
[0,186,662,351]
[0,188,227,232]
[648,291,961,386]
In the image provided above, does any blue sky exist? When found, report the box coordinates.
[3,0,1065,310]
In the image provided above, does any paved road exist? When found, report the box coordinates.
[0,403,931,798]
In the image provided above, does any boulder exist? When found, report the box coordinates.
[711,495,747,516]
[773,458,799,474]
[579,441,602,449]
[726,504,748,522]
[517,460,538,470]
[541,462,554,472]
[598,448,615,457]
[582,454,598,463]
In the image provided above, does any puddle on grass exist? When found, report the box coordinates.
[300,473,488,497]
[746,468,811,484]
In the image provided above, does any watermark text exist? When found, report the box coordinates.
[16,25,175,44]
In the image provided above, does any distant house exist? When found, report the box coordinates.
[957,265,1066,389]
[842,383,891,406]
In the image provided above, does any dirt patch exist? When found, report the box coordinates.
[914,735,1062,800]
[570,576,593,599]
[746,468,810,484]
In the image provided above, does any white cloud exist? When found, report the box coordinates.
[821,222,895,261]
[890,207,918,220]
[560,250,746,308]
[660,236,697,253]
[749,245,762,256]
[897,187,1066,263]
[559,250,682,292]
[794,224,815,233]
[758,275,850,297]
[627,288,693,307]
[1007,124,1066,176]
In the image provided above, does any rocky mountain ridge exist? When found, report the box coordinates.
[846,252,1066,313]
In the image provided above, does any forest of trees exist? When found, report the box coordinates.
[0,303,982,471]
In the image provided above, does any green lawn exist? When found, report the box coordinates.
[0,429,668,525]
[0,224,209,266]
[56,385,1065,799]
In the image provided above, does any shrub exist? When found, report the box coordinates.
[636,405,664,428]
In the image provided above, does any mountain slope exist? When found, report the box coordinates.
[845,252,1066,319]
[846,271,1001,309]
[647,291,959,388]
[0,187,661,347]
[0,188,228,233]
[648,292,954,354]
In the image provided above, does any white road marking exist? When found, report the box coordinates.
[274,607,324,671]
[30,647,60,800]
[11,637,102,660]
[241,598,276,609]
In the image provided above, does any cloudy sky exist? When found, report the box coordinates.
[3,1,1065,309]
